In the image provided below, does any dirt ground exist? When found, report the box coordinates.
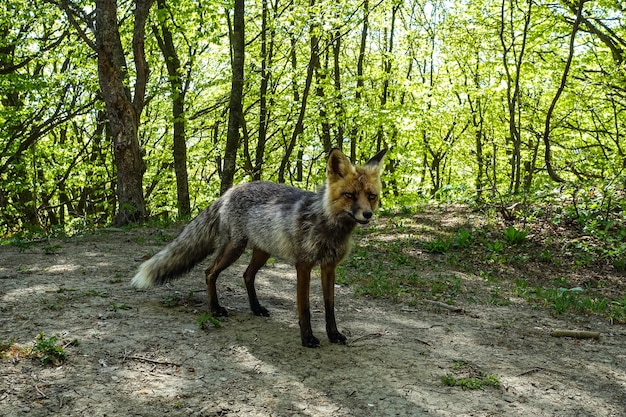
[1,213,625,416]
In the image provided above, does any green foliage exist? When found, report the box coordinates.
[2,0,625,236]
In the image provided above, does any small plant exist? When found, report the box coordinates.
[442,373,501,390]
[487,287,510,306]
[0,337,30,360]
[161,291,197,307]
[503,225,528,245]
[196,312,222,330]
[108,273,125,284]
[453,229,474,248]
[487,240,504,253]
[43,244,62,254]
[84,289,108,298]
[613,257,626,273]
[429,275,462,301]
[8,238,35,252]
[442,360,501,390]
[1,337,16,355]
[31,333,68,366]
[538,249,553,262]
[109,302,132,311]
[423,237,451,253]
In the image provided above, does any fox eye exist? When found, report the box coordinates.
[368,193,378,201]
[342,192,356,201]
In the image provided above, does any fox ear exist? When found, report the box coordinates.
[327,148,353,179]
[365,148,387,171]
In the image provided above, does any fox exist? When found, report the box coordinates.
[131,148,387,347]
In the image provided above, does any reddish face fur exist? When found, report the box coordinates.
[325,149,385,224]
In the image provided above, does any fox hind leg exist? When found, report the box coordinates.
[205,240,246,316]
[244,248,271,317]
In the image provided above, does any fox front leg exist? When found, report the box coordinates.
[321,263,347,344]
[296,262,320,348]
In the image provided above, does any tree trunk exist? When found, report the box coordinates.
[377,3,399,151]
[499,0,531,195]
[541,0,585,184]
[278,0,318,184]
[221,0,245,195]
[153,0,190,216]
[254,0,274,181]
[332,24,344,150]
[95,0,152,225]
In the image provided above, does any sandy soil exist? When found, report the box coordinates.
[1,221,625,416]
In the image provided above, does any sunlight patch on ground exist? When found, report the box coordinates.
[2,284,62,302]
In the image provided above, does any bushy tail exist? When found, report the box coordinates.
[131,201,222,288]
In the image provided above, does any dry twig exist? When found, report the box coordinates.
[550,329,600,340]
[126,355,181,367]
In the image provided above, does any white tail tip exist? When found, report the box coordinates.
[130,263,153,289]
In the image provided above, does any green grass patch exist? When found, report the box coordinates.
[442,361,501,390]
[515,279,626,324]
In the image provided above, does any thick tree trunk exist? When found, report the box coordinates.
[95,0,152,225]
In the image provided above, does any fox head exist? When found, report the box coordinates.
[325,148,387,225]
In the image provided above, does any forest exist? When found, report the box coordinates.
[2,2,626,413]
[1,0,625,234]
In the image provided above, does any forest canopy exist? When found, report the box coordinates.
[1,0,625,235]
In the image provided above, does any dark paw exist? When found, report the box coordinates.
[211,306,229,317]
[301,335,320,348]
[329,332,347,344]
[252,306,271,317]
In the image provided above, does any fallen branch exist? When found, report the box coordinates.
[126,355,182,367]
[516,366,563,377]
[550,330,600,340]
[34,384,47,398]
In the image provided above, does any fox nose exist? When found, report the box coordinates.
[363,211,373,219]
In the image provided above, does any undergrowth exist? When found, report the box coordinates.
[339,201,626,324]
